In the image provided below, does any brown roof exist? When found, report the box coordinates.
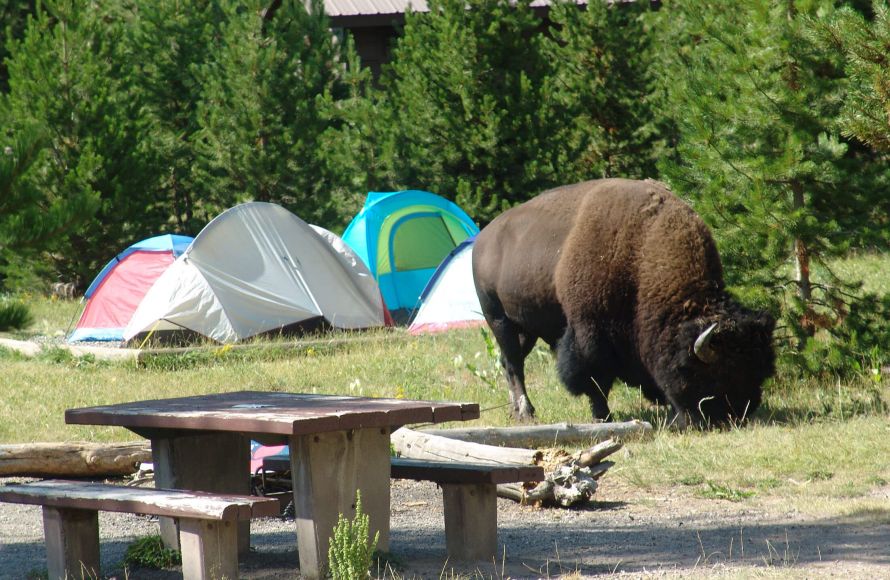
[325,0,590,26]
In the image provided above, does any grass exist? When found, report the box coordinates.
[2,253,890,527]
[829,251,890,296]
[3,321,889,516]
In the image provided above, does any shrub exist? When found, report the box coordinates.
[0,297,32,331]
[123,535,181,569]
[328,490,379,580]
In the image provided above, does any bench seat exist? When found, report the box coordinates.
[389,457,544,485]
[263,454,545,561]
[0,480,280,580]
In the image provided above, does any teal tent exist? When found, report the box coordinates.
[342,190,479,321]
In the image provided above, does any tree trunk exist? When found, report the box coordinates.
[0,442,150,477]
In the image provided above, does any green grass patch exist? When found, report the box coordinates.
[829,251,890,296]
[695,481,756,502]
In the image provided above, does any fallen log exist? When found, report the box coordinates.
[420,420,652,447]
[497,480,555,504]
[576,439,623,468]
[0,442,151,477]
[394,426,625,508]
[391,427,541,465]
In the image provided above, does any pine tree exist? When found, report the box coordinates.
[117,0,224,233]
[0,125,95,288]
[0,0,38,93]
[652,0,890,374]
[4,0,162,287]
[543,0,662,182]
[819,1,890,153]
[316,40,397,227]
[380,0,557,223]
[194,0,348,225]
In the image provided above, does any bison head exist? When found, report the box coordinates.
[663,303,776,427]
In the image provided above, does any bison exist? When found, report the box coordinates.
[472,178,775,427]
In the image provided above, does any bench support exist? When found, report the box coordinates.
[152,432,251,555]
[179,518,239,580]
[43,506,100,580]
[441,483,498,561]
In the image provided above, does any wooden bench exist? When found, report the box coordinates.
[0,479,280,580]
[262,454,545,561]
[389,458,545,561]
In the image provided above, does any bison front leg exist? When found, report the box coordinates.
[556,325,614,421]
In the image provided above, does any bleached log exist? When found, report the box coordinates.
[421,420,652,447]
[391,428,541,465]
[575,439,623,468]
[497,481,554,504]
[0,442,151,477]
[587,461,615,480]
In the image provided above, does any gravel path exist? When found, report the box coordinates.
[2,476,890,579]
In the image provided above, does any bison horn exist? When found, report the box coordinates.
[693,322,718,363]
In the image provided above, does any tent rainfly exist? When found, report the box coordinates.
[123,202,388,344]
[408,236,485,334]
[341,190,479,321]
[68,234,194,342]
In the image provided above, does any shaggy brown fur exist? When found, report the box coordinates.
[473,178,775,427]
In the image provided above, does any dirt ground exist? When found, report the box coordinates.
[3,474,890,579]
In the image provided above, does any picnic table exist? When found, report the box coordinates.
[65,390,480,579]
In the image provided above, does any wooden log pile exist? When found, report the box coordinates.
[498,439,621,507]
[393,421,651,508]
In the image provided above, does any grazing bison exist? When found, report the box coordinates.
[472,178,775,427]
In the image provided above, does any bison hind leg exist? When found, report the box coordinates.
[505,333,539,421]
[556,325,614,421]
[481,301,538,421]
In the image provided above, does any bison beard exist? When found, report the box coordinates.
[472,178,776,428]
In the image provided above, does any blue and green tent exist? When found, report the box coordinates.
[342,190,479,321]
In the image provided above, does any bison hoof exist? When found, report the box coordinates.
[513,396,536,423]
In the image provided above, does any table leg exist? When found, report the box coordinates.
[151,432,250,554]
[290,427,391,579]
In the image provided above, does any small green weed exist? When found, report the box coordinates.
[696,482,755,502]
[140,350,217,371]
[329,490,379,580]
[0,346,27,361]
[807,470,834,482]
[124,535,181,569]
[35,347,101,368]
[463,327,502,390]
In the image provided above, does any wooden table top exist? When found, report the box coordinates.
[65,391,480,436]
